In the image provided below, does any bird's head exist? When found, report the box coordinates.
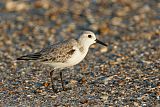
[78,31,108,47]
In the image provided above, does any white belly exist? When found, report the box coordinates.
[45,48,88,68]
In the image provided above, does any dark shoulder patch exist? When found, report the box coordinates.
[67,49,75,55]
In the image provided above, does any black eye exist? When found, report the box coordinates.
[88,35,92,38]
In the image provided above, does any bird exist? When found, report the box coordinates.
[17,31,108,92]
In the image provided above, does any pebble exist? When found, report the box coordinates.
[5,1,29,12]
[0,0,159,106]
[100,47,108,53]
[70,79,77,85]
[111,17,122,26]
[34,1,50,9]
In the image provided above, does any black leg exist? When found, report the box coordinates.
[50,70,57,92]
[60,71,66,91]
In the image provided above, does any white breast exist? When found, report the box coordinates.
[65,46,88,67]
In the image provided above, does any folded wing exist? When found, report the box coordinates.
[17,39,77,63]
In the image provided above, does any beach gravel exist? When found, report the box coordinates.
[0,0,160,106]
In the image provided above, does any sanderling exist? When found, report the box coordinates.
[17,31,108,92]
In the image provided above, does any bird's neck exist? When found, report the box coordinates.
[78,40,90,54]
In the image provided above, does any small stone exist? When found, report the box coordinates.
[80,98,88,104]
[157,91,160,96]
[133,15,141,22]
[116,7,130,17]
[100,47,108,53]
[139,5,151,13]
[34,1,50,9]
[5,1,29,12]
[98,24,110,35]
[134,102,139,106]
[43,82,50,87]
[5,1,17,11]
[49,95,57,99]
[100,95,108,101]
[116,58,122,63]
[109,61,119,65]
[81,77,87,84]
[70,79,77,85]
[36,89,43,93]
[16,2,29,11]
[27,95,32,97]
[0,82,3,86]
[111,17,122,26]
[141,94,149,100]
[89,23,99,31]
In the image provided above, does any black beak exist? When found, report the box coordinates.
[95,39,108,47]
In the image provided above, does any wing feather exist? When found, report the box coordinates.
[40,39,77,63]
[17,38,77,63]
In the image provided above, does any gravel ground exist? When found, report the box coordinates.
[0,0,160,106]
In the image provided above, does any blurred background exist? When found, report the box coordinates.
[0,0,159,106]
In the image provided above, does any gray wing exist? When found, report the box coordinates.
[17,39,77,63]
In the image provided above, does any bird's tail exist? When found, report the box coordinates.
[17,53,41,60]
